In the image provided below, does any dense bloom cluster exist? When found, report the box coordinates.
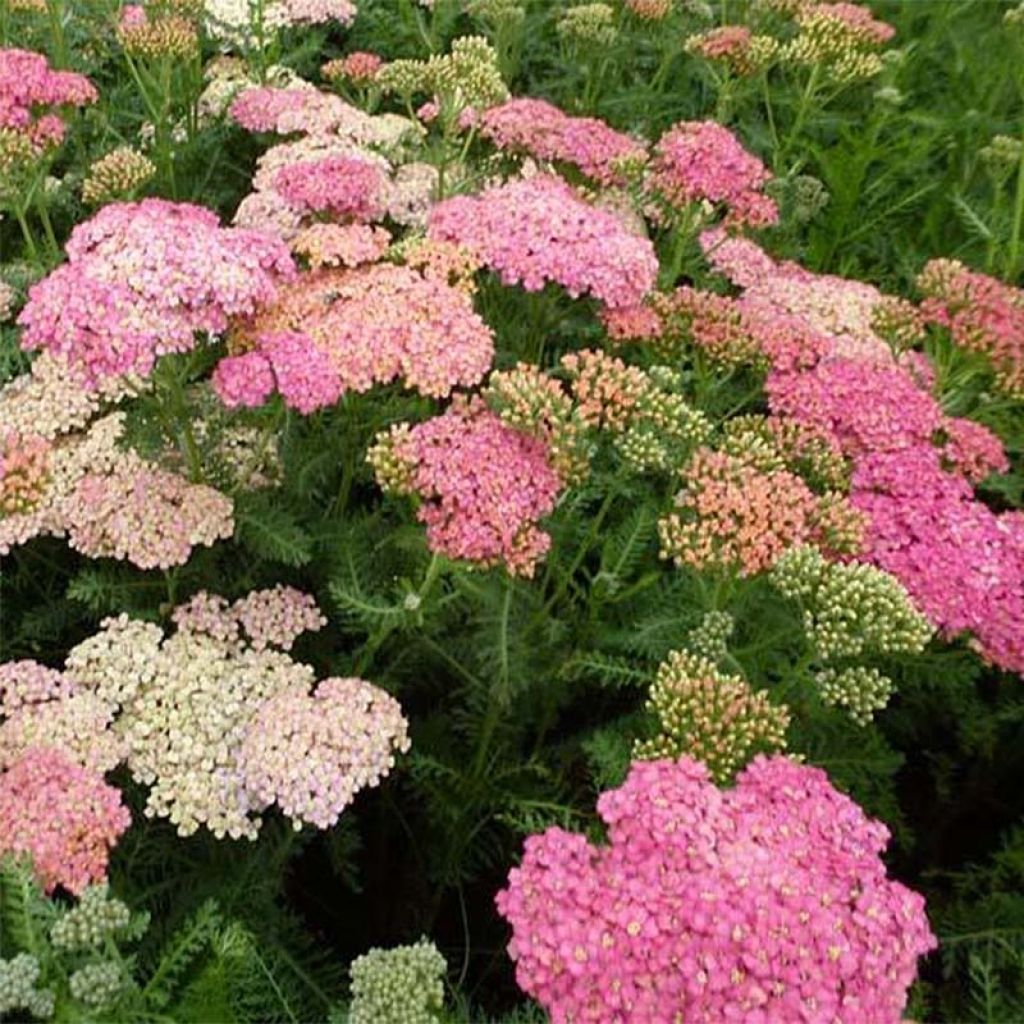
[785,3,895,83]
[497,755,936,1023]
[484,363,589,484]
[0,47,97,154]
[0,431,51,515]
[348,941,447,1024]
[18,200,295,386]
[273,154,384,218]
[685,26,770,76]
[0,954,54,1020]
[291,222,391,269]
[479,97,645,185]
[50,885,132,951]
[370,398,563,577]
[851,448,1024,674]
[634,650,789,781]
[322,51,384,85]
[648,121,778,228]
[2,593,407,841]
[205,0,356,46]
[658,447,861,577]
[815,665,894,726]
[0,747,130,894]
[0,411,234,570]
[917,258,1024,395]
[240,677,411,829]
[219,262,494,408]
[701,229,920,364]
[117,7,199,61]
[771,545,933,663]
[428,175,658,309]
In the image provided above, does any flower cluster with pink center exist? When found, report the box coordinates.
[0,47,97,152]
[371,397,564,577]
[478,97,646,185]
[648,121,778,228]
[496,755,936,1024]
[428,174,658,309]
[17,199,294,387]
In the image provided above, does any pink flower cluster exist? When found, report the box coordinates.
[648,122,778,228]
[0,47,97,152]
[283,0,357,24]
[172,585,327,651]
[428,174,658,309]
[701,229,909,364]
[496,755,936,1024]
[229,85,356,135]
[273,154,384,219]
[658,447,854,577]
[0,431,51,515]
[216,263,494,410]
[811,2,896,46]
[708,237,1022,673]
[478,97,646,185]
[372,398,563,577]
[17,200,295,386]
[240,677,411,830]
[852,448,1024,674]
[0,409,234,571]
[0,747,130,894]
[918,258,1024,395]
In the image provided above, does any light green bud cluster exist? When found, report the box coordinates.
[816,666,893,726]
[50,884,132,951]
[464,0,525,27]
[0,954,55,1020]
[68,961,125,1010]
[557,3,617,46]
[367,424,416,495]
[684,610,735,664]
[617,367,712,474]
[1005,2,1024,26]
[349,939,447,1024]
[771,546,934,661]
[378,36,507,110]
[634,650,789,782]
[981,135,1023,181]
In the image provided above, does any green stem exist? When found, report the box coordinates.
[1006,121,1024,278]
[46,0,68,67]
[12,203,40,262]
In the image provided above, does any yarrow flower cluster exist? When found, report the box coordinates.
[648,121,778,228]
[18,200,295,386]
[479,97,646,185]
[117,6,199,61]
[0,953,54,1020]
[0,47,97,156]
[496,755,936,1023]
[50,885,133,951]
[348,940,447,1024]
[0,747,131,894]
[917,258,1024,396]
[369,397,563,577]
[240,677,411,830]
[428,174,658,309]
[204,0,357,47]
[216,261,494,410]
[0,591,408,841]
[658,446,862,577]
[634,650,789,781]
[0,409,234,571]
[273,154,385,219]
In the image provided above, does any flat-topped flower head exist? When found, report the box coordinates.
[0,747,130,894]
[497,754,936,1023]
[428,174,658,309]
[369,397,563,577]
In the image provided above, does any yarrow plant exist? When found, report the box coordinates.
[497,755,937,1023]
